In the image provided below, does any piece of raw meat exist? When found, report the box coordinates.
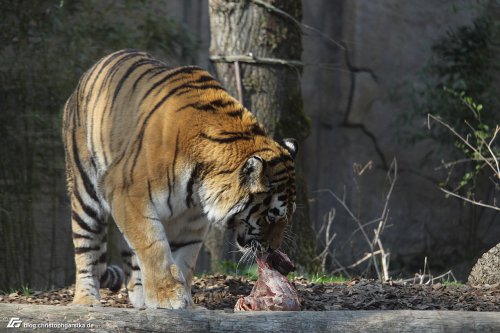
[234,250,301,311]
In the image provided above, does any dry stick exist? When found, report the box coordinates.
[210,54,303,67]
[331,252,381,274]
[440,188,500,212]
[313,208,337,272]
[316,158,398,281]
[316,189,373,250]
[398,270,457,284]
[370,159,398,281]
[436,157,499,170]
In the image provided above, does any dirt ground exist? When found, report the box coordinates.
[1,275,499,311]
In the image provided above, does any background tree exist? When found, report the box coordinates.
[0,0,193,290]
[207,0,317,272]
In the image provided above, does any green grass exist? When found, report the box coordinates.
[442,280,464,287]
[199,260,259,281]
[204,260,349,284]
[0,284,34,296]
[299,274,348,284]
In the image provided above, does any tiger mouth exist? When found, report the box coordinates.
[237,236,268,253]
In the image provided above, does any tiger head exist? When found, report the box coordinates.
[223,138,298,253]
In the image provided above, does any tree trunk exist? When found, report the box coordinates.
[2,304,500,333]
[468,243,500,285]
[207,0,317,271]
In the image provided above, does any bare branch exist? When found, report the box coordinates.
[440,188,500,211]
[428,114,498,178]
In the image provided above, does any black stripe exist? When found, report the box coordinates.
[85,49,132,108]
[111,58,156,108]
[270,176,288,185]
[75,246,100,254]
[169,240,202,252]
[176,101,218,113]
[192,74,214,83]
[167,74,218,95]
[186,164,202,208]
[227,108,244,118]
[98,252,107,263]
[199,132,251,144]
[107,266,117,283]
[132,65,169,92]
[99,52,146,165]
[71,131,99,203]
[121,250,133,257]
[130,71,203,179]
[247,204,261,220]
[210,98,235,109]
[72,210,100,234]
[78,269,90,274]
[174,84,226,97]
[147,180,158,212]
[267,155,292,167]
[140,66,201,102]
[74,190,101,224]
[273,168,288,178]
[166,169,173,216]
[88,50,137,158]
[277,194,288,201]
[250,124,266,136]
[131,265,140,271]
[177,98,235,113]
[72,232,93,240]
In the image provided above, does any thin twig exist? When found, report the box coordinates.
[440,188,500,211]
[435,157,499,170]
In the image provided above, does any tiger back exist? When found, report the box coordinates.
[63,49,298,309]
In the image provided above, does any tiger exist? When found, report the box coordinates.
[62,49,298,309]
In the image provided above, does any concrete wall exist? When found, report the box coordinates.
[301,0,498,278]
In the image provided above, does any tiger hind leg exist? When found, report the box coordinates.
[121,249,145,308]
[71,192,109,306]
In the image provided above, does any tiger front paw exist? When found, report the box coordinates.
[72,293,101,307]
[144,264,193,309]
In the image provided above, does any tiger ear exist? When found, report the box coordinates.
[280,138,298,159]
[240,156,268,193]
